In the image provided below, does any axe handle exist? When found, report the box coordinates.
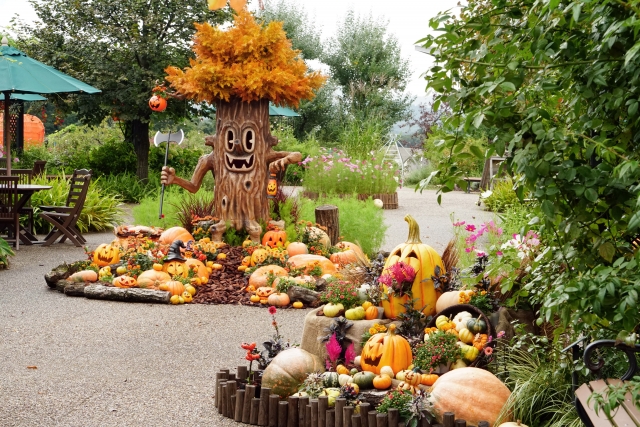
[159,131,172,219]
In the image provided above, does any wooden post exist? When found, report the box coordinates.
[251,397,261,425]
[326,409,335,427]
[229,373,236,381]
[477,423,489,427]
[238,365,248,381]
[368,411,378,427]
[315,205,339,246]
[359,403,370,427]
[288,395,299,427]
[376,412,388,427]
[269,395,280,427]
[235,389,245,422]
[352,414,362,427]
[335,398,346,427]
[227,381,237,417]
[318,396,328,427]
[420,410,432,427]
[443,413,455,427]
[305,403,311,427]
[217,381,226,414]
[298,395,309,427]
[259,387,271,426]
[388,408,399,427]
[215,372,223,407]
[454,420,466,427]
[243,384,256,423]
[279,401,289,426]
[343,406,354,427]
[310,398,319,427]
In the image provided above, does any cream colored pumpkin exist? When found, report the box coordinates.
[429,368,511,426]
[435,290,475,313]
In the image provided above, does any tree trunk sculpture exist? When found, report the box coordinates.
[161,98,301,242]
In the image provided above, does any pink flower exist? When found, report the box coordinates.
[496,251,503,256]
[497,330,506,339]
[465,247,474,253]
[268,306,277,315]
[484,347,494,356]
[453,221,466,227]
[378,274,393,287]
[345,343,356,365]
[465,224,476,232]
[326,333,342,363]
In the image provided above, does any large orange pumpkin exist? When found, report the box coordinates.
[287,254,337,275]
[330,241,365,267]
[93,243,121,267]
[360,324,412,375]
[248,265,288,289]
[381,215,445,319]
[261,348,324,398]
[158,227,194,245]
[166,280,186,296]
[136,270,171,289]
[429,368,511,426]
[286,242,308,257]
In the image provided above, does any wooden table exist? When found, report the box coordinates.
[16,184,52,245]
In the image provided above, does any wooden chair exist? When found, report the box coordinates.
[5,169,36,234]
[0,176,20,249]
[39,169,92,247]
[566,339,640,427]
[32,160,47,177]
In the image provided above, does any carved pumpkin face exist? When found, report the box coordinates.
[163,260,189,278]
[256,286,274,298]
[262,230,287,248]
[182,291,193,303]
[149,95,167,112]
[93,244,121,267]
[222,121,257,173]
[266,175,278,197]
[112,275,137,288]
[360,324,412,375]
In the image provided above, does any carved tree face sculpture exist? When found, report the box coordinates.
[223,121,257,173]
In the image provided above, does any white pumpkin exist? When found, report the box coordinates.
[379,365,395,378]
[499,422,529,427]
[338,374,353,386]
[453,311,473,331]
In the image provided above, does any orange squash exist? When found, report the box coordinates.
[330,241,365,267]
[287,254,337,275]
[435,290,475,313]
[372,375,392,390]
[267,292,290,307]
[286,242,308,257]
[112,275,137,288]
[248,265,288,289]
[137,270,171,289]
[185,258,209,281]
[69,270,98,283]
[166,280,186,296]
[381,215,445,319]
[429,368,511,426]
[364,305,379,320]
[360,324,412,375]
[93,243,121,267]
[421,373,439,386]
[158,227,194,245]
[473,333,489,350]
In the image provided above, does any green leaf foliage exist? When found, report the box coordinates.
[419,0,640,341]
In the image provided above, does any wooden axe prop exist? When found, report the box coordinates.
[154,129,184,219]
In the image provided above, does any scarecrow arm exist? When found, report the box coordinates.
[267,150,302,173]
[161,154,212,193]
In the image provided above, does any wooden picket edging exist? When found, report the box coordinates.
[215,367,489,427]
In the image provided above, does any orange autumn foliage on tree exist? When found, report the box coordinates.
[165,10,325,107]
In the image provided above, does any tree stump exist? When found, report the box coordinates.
[315,205,339,246]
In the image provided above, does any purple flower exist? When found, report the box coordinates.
[497,330,506,339]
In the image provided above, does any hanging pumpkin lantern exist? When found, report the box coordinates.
[93,243,121,267]
[262,229,287,248]
[266,173,278,198]
[381,215,445,319]
[360,324,412,375]
[149,95,167,112]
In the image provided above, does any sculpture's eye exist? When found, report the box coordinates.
[242,128,255,153]
[226,129,235,151]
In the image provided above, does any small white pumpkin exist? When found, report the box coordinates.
[379,365,395,378]
[395,369,412,382]
[499,421,529,427]
[353,355,361,366]
[453,311,473,331]
[451,359,467,369]
[338,374,353,386]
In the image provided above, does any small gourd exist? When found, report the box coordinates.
[458,328,475,344]
[435,315,455,331]
[458,343,480,363]
[395,369,411,382]
[181,291,193,303]
[396,381,417,394]
[372,374,392,390]
[453,311,473,331]
[466,315,487,334]
[473,333,489,350]
[421,373,438,386]
[250,294,260,303]
[379,365,394,378]
[336,364,350,375]
[322,371,340,388]
[403,370,422,387]
[364,305,379,320]
[362,301,373,310]
[323,303,343,318]
[292,301,304,309]
[338,373,353,386]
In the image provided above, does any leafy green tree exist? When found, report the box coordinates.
[419,0,640,341]
[322,11,413,130]
[13,0,232,180]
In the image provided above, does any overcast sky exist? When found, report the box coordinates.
[0,0,462,98]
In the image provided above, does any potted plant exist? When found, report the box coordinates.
[413,330,462,374]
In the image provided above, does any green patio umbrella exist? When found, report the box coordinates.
[0,36,100,174]
[268,103,300,117]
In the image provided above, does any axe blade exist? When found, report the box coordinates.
[153,129,184,147]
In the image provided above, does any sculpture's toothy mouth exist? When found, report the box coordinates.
[225,153,255,172]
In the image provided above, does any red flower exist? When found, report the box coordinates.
[241,342,256,351]
[268,306,277,315]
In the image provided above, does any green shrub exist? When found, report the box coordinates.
[271,125,319,185]
[88,140,137,176]
[336,116,385,160]
[15,146,52,170]
[29,174,124,233]
[298,194,387,256]
[149,145,205,178]
[404,164,438,187]
[96,173,158,203]
[481,178,520,212]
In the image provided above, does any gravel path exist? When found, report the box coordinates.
[0,188,493,427]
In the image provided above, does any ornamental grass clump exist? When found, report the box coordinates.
[413,330,461,372]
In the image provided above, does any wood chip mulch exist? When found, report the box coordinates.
[192,245,260,306]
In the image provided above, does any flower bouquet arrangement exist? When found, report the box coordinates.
[378,261,416,298]
[413,330,461,373]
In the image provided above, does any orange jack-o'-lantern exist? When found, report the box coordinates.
[266,174,278,198]
[256,286,275,298]
[93,243,121,267]
[149,95,167,112]
[112,275,137,288]
[360,324,412,375]
[164,260,189,278]
[262,229,287,248]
